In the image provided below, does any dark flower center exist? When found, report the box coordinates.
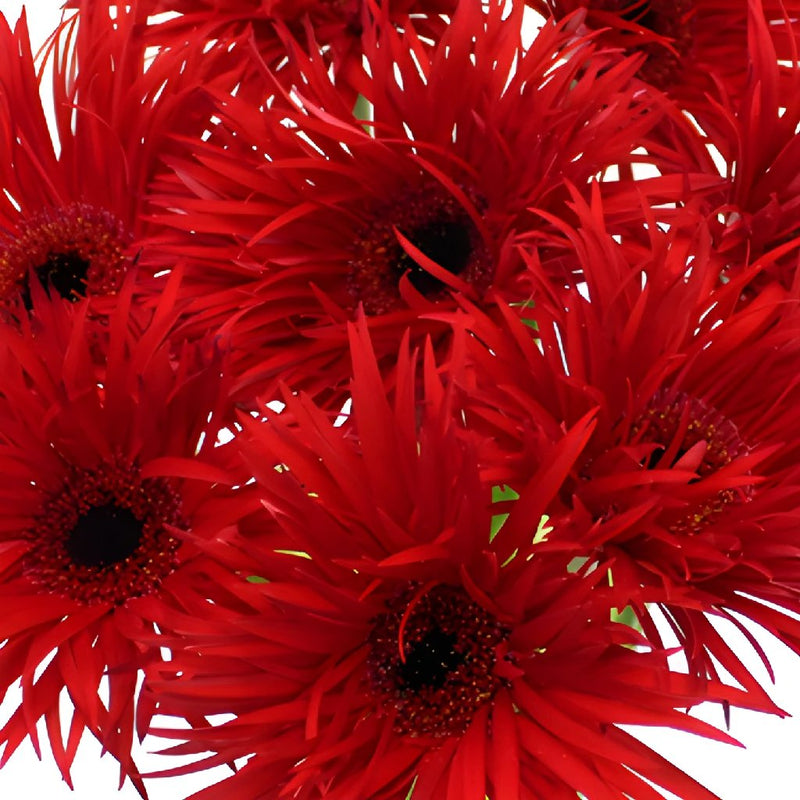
[29,251,91,308]
[67,503,143,568]
[367,584,508,737]
[24,458,184,606]
[609,0,655,25]
[0,202,131,309]
[397,628,464,691]
[349,181,492,314]
[394,219,474,296]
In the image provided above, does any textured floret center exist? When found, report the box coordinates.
[633,391,751,533]
[348,181,492,314]
[367,584,507,738]
[0,202,130,307]
[24,458,184,606]
[395,218,474,295]
[635,392,746,474]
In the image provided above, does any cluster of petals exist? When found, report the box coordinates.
[0,279,243,791]
[0,1,797,799]
[145,0,664,403]
[145,323,771,800]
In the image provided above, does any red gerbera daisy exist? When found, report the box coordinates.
[586,1,800,305]
[144,320,770,800]
[455,193,800,699]
[689,5,800,304]
[66,0,457,103]
[0,280,241,794]
[147,0,660,405]
[529,0,800,115]
[0,7,235,313]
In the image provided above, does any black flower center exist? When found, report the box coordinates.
[35,251,91,302]
[367,584,508,737]
[397,628,464,691]
[348,181,492,314]
[395,220,473,296]
[67,503,143,568]
[614,0,652,24]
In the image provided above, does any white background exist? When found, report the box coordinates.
[1,1,799,798]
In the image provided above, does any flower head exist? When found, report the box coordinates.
[532,0,800,115]
[457,194,800,696]
[0,8,232,311]
[0,281,239,792]
[145,321,766,800]
[148,1,659,405]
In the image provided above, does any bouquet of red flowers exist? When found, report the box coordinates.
[0,1,798,798]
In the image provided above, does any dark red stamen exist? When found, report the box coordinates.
[0,202,131,307]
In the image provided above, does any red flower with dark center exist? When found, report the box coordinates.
[147,1,659,406]
[144,321,772,800]
[530,0,800,114]
[455,196,800,698]
[0,9,234,312]
[366,583,509,738]
[0,283,241,794]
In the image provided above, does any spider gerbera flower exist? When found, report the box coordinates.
[0,280,240,793]
[83,0,458,97]
[530,0,800,115]
[145,321,768,800]
[148,0,659,405]
[456,194,800,699]
[0,7,234,312]
[690,5,800,304]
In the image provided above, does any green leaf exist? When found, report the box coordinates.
[353,94,373,134]
[509,298,539,331]
[490,484,519,541]
[491,484,520,502]
[611,604,643,633]
[274,550,312,559]
[567,556,589,573]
